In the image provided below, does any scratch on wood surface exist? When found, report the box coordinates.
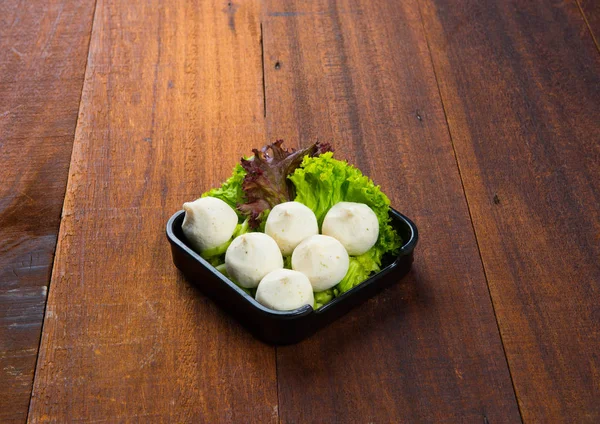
[18,190,36,203]
[3,366,22,376]
[41,2,65,58]
[10,46,25,57]
[454,367,464,380]
[9,322,41,329]
[268,10,362,17]
[139,344,162,369]
[0,104,23,118]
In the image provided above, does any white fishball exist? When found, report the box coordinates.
[182,197,238,252]
[322,202,379,255]
[255,269,314,311]
[225,233,283,288]
[292,235,349,291]
[265,202,319,255]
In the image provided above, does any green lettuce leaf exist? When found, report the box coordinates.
[289,152,402,295]
[314,289,334,309]
[202,163,246,219]
[336,252,380,293]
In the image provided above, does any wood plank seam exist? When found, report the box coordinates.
[260,14,282,423]
[25,1,99,422]
[260,23,267,118]
[414,0,524,421]
[576,0,600,53]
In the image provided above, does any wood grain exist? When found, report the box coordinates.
[0,1,96,422]
[263,0,521,422]
[420,0,600,420]
[28,0,278,422]
[579,0,600,51]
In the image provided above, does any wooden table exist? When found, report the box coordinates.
[1,0,598,422]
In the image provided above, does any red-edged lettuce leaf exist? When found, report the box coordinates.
[238,140,332,227]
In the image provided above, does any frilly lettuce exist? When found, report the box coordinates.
[238,140,332,228]
[202,163,247,220]
[199,146,402,307]
[203,141,332,228]
[289,152,402,295]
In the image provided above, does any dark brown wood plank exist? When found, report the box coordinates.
[28,0,278,422]
[420,0,600,421]
[579,0,600,51]
[0,2,96,422]
[263,1,520,422]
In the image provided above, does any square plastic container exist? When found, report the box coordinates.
[166,208,418,345]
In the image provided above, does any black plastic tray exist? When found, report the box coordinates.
[166,208,418,345]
